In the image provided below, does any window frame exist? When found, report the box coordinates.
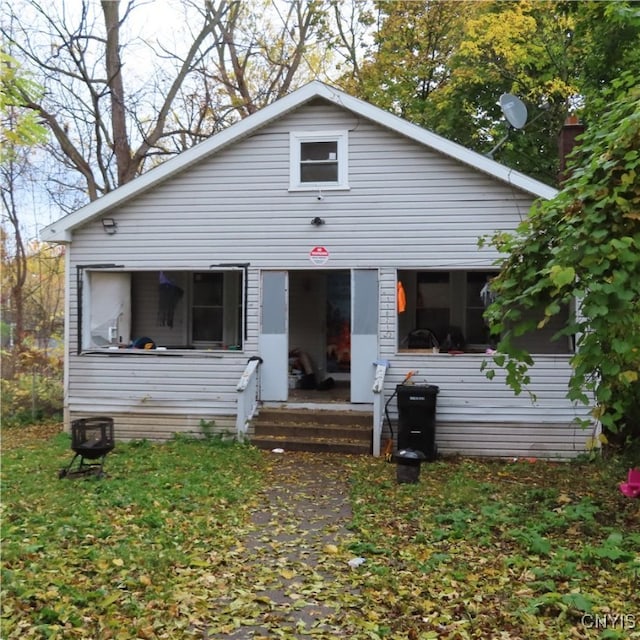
[189,270,243,349]
[289,131,349,191]
[398,269,574,355]
[78,266,245,354]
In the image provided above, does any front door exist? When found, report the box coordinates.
[350,269,378,403]
[259,271,288,401]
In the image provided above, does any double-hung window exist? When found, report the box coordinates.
[289,131,349,190]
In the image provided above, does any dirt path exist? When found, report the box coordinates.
[208,451,364,638]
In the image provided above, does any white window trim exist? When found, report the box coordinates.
[79,267,245,354]
[289,131,350,191]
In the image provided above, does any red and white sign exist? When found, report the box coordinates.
[309,246,329,265]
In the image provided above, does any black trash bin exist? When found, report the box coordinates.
[395,448,426,484]
[396,384,439,461]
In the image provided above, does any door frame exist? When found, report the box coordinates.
[350,268,378,403]
[258,268,379,404]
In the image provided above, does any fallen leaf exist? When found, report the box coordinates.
[279,569,297,580]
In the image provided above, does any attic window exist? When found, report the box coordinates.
[289,131,349,190]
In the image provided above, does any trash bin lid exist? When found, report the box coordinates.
[396,448,426,461]
[396,384,439,395]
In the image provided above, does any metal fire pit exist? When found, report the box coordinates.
[58,417,115,479]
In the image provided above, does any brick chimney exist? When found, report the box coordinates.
[558,114,585,184]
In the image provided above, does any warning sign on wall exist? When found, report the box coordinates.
[309,246,330,265]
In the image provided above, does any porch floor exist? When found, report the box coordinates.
[287,379,350,404]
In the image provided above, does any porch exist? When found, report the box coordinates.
[236,360,387,456]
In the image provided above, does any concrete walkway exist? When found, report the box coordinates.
[209,451,363,638]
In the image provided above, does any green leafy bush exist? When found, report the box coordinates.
[483,71,640,441]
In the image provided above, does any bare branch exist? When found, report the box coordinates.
[20,96,99,200]
[130,1,235,175]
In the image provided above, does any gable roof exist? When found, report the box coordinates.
[41,80,558,242]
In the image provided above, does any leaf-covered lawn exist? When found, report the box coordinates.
[1,427,265,639]
[347,456,639,639]
[1,426,639,639]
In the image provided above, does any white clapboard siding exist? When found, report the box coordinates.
[377,268,591,458]
[66,103,530,270]
[435,422,590,459]
[59,99,589,454]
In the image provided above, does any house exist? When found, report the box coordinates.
[41,81,594,459]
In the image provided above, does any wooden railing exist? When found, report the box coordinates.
[371,359,390,457]
[235,356,263,440]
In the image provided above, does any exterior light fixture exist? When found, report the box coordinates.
[102,218,117,234]
[311,217,325,226]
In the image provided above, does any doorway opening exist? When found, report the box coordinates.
[288,270,350,402]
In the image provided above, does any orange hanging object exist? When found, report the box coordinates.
[397,281,406,313]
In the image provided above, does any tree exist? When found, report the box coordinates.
[338,0,477,125]
[328,0,375,87]
[205,0,332,118]
[482,71,640,444]
[0,50,47,157]
[1,233,64,345]
[1,52,64,423]
[1,50,48,353]
[3,0,331,213]
[0,235,65,422]
[339,1,640,186]
[23,240,65,348]
[3,1,234,204]
[441,0,640,184]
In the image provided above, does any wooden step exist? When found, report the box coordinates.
[256,407,371,427]
[250,434,371,455]
[250,407,373,454]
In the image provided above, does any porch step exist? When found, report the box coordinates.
[250,408,372,455]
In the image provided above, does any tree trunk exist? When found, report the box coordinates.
[102,0,134,186]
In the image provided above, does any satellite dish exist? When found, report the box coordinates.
[499,93,528,130]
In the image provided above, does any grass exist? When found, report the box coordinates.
[1,425,639,639]
[346,455,640,639]
[1,426,265,639]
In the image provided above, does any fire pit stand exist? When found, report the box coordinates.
[58,417,115,479]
